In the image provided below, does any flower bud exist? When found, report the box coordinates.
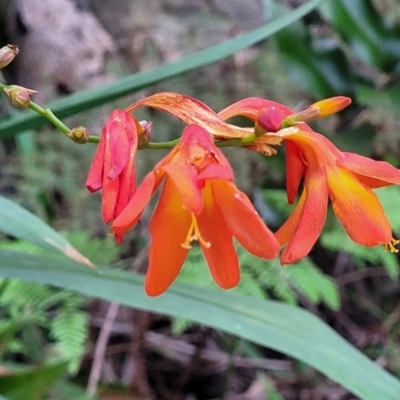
[283,96,352,127]
[67,126,89,144]
[254,108,283,136]
[0,44,19,69]
[3,85,37,108]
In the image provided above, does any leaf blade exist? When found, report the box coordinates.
[0,250,398,400]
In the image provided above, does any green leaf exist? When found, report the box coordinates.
[268,0,355,98]
[0,250,399,399]
[319,0,400,71]
[0,196,93,267]
[0,362,68,400]
[0,0,325,139]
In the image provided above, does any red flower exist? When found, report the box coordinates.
[86,109,139,243]
[112,124,280,296]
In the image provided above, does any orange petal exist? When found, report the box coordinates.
[125,92,252,139]
[275,189,306,247]
[328,168,392,246]
[162,162,203,215]
[280,169,329,264]
[285,141,305,204]
[112,171,162,237]
[145,178,191,296]
[197,182,240,289]
[339,152,400,187]
[310,96,351,119]
[211,180,280,259]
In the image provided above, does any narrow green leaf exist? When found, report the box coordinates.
[0,0,325,139]
[0,250,399,400]
[0,362,68,400]
[0,196,93,267]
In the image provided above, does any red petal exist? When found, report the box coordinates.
[85,131,106,192]
[101,179,119,224]
[107,110,135,180]
[217,98,293,121]
[211,180,280,259]
[197,182,240,289]
[285,141,305,204]
[328,168,392,246]
[145,178,191,296]
[112,171,162,237]
[114,145,137,218]
[280,169,329,264]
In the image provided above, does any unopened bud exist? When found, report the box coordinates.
[0,44,19,69]
[254,108,283,136]
[3,85,37,108]
[283,96,352,127]
[67,126,89,144]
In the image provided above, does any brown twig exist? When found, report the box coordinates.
[86,302,120,396]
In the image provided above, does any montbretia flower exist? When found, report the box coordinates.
[112,124,280,296]
[86,109,142,243]
[218,97,400,263]
[275,129,400,264]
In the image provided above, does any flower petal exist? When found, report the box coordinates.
[217,97,293,121]
[145,178,191,296]
[211,180,279,259]
[339,152,400,187]
[125,92,253,139]
[285,141,305,204]
[162,162,203,215]
[279,169,329,264]
[114,145,137,218]
[86,131,105,192]
[328,168,392,246]
[106,111,132,180]
[112,171,162,237]
[197,182,240,289]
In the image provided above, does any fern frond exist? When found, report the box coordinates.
[50,304,88,373]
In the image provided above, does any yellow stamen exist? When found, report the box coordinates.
[181,213,211,249]
[384,238,400,253]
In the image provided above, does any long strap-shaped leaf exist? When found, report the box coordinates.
[0,250,399,400]
[0,195,92,267]
[0,0,325,139]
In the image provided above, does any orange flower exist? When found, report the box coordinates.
[275,130,400,264]
[112,124,280,296]
[86,109,140,243]
[218,97,400,263]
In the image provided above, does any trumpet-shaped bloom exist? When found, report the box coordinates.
[275,130,400,263]
[112,124,280,296]
[86,109,139,242]
[217,97,400,263]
